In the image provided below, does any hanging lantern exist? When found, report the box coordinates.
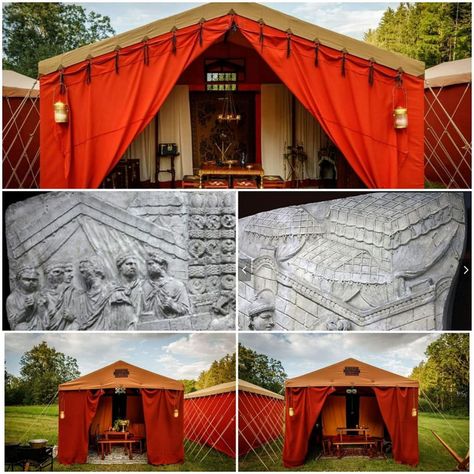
[289,407,295,417]
[217,92,241,123]
[173,409,179,418]
[393,107,408,129]
[412,407,417,417]
[54,101,69,123]
[60,410,65,419]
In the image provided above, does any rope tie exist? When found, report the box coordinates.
[199,18,205,47]
[59,68,66,95]
[114,47,120,74]
[368,58,375,86]
[259,19,265,47]
[286,30,292,58]
[396,67,404,86]
[86,57,92,84]
[143,38,149,65]
[314,40,320,67]
[171,27,177,54]
[341,49,347,77]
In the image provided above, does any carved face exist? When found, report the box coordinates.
[119,258,138,278]
[46,267,65,285]
[78,261,94,280]
[147,258,165,278]
[251,310,275,331]
[18,270,39,293]
[63,265,74,283]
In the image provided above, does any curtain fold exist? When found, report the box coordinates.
[157,85,193,181]
[373,387,419,465]
[261,84,291,178]
[321,395,346,436]
[58,389,104,464]
[359,396,384,438]
[90,395,112,437]
[295,100,321,179]
[283,386,336,467]
[141,388,184,465]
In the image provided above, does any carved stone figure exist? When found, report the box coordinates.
[142,253,191,319]
[247,289,276,331]
[5,191,236,331]
[6,266,48,330]
[239,192,467,331]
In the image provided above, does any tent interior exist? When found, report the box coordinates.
[104,29,365,189]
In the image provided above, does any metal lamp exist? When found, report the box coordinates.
[54,101,69,123]
[393,106,408,129]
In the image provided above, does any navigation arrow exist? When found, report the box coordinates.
[464,266,469,275]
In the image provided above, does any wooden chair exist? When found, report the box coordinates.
[262,175,285,188]
[182,175,200,188]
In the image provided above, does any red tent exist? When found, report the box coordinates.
[283,358,419,468]
[238,379,284,456]
[424,58,471,188]
[3,70,40,188]
[184,381,236,458]
[58,360,184,466]
[38,3,424,189]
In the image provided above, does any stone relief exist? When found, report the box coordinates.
[5,191,236,331]
[238,192,466,331]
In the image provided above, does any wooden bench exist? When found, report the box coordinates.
[332,436,377,458]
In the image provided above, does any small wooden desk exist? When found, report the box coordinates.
[98,437,144,460]
[198,163,264,188]
[333,428,375,458]
[156,153,179,188]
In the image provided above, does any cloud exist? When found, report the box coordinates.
[164,333,235,361]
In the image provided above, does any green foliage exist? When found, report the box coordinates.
[2,3,115,78]
[5,370,27,405]
[195,353,235,389]
[364,3,471,67]
[181,379,198,394]
[411,334,469,415]
[238,343,287,394]
[15,341,80,405]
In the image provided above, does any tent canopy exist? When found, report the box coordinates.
[59,360,183,391]
[38,3,423,77]
[184,380,236,399]
[239,379,284,400]
[425,58,471,88]
[3,70,39,98]
[286,357,419,388]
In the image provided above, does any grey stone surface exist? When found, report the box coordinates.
[238,192,466,331]
[5,191,236,331]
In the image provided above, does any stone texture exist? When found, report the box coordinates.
[238,192,466,331]
[5,191,236,331]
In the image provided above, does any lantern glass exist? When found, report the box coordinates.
[289,407,295,417]
[173,409,179,418]
[60,411,65,419]
[393,107,408,129]
[412,408,417,417]
[54,101,69,123]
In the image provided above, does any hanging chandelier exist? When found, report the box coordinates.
[218,92,241,123]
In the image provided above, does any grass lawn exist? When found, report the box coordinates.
[5,405,235,471]
[239,412,469,471]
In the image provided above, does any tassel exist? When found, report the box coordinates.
[143,38,149,66]
[286,30,292,58]
[368,58,375,86]
[115,47,120,74]
[171,27,177,54]
[259,19,265,47]
[199,18,205,47]
[341,49,347,77]
[314,40,320,67]
[86,57,92,84]
[396,67,404,86]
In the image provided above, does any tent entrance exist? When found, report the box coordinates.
[345,393,360,430]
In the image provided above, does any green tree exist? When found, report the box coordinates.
[3,3,115,78]
[196,353,235,389]
[238,343,287,394]
[364,3,471,67]
[19,341,80,404]
[181,379,198,394]
[5,369,27,405]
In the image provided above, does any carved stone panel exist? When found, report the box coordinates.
[238,192,467,331]
[4,191,236,331]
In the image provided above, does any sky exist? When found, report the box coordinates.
[5,332,236,380]
[239,332,441,378]
[79,3,399,40]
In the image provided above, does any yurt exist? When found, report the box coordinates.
[184,381,236,458]
[424,58,471,188]
[238,379,284,456]
[57,360,184,465]
[38,3,424,189]
[3,70,40,188]
[283,358,419,467]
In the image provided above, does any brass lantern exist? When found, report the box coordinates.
[289,407,295,417]
[54,101,69,123]
[411,407,417,417]
[173,409,179,418]
[60,410,65,419]
[393,106,408,129]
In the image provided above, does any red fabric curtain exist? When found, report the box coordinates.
[373,387,419,466]
[184,392,236,458]
[141,388,184,465]
[57,389,104,465]
[40,14,424,189]
[282,386,335,468]
[239,391,284,456]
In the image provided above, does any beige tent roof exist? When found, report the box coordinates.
[425,58,471,88]
[286,358,419,388]
[59,360,183,391]
[38,2,424,77]
[239,379,285,400]
[184,380,236,399]
[3,70,39,98]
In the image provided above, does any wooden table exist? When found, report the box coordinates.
[98,436,144,460]
[156,153,179,188]
[333,428,376,458]
[197,163,264,188]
